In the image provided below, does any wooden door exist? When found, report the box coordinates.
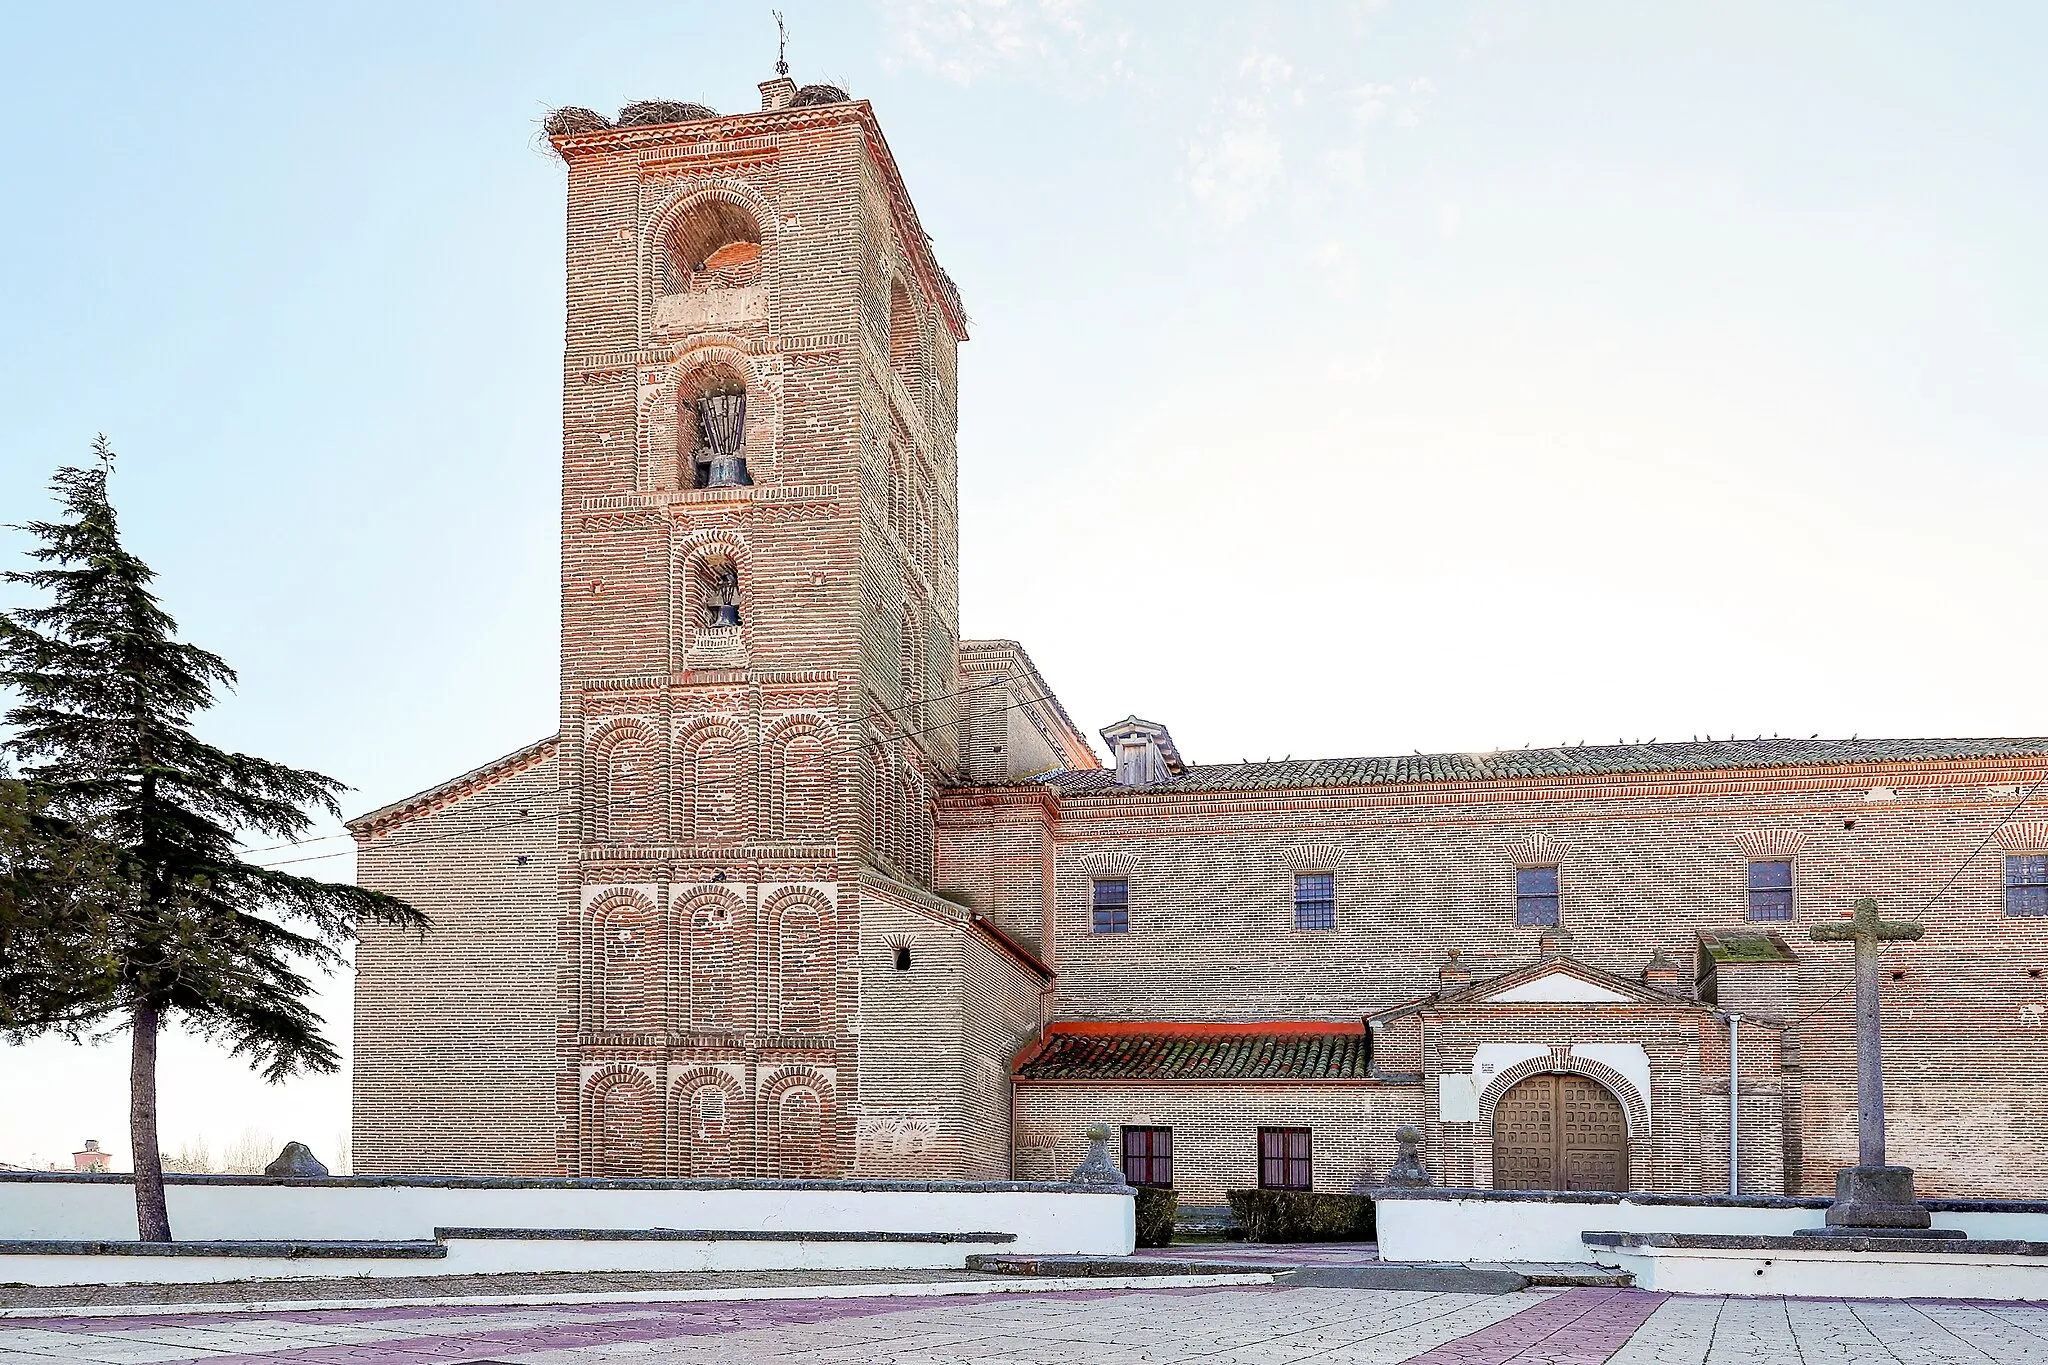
[1491,1074,1628,1191]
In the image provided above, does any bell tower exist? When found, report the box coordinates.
[546,78,967,1177]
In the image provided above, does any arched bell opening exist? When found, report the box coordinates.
[661,198,763,295]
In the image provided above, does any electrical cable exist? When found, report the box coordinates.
[1782,770,2048,1028]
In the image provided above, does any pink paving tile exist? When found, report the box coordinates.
[1393,1286,1667,1365]
[70,1287,1256,1365]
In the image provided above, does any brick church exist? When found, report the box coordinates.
[350,72,2048,1204]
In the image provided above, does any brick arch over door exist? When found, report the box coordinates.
[765,887,833,1034]
[1475,1055,1652,1192]
[668,1068,749,1177]
[585,888,663,1033]
[581,1066,659,1177]
[763,714,838,843]
[585,719,660,843]
[760,1066,837,1178]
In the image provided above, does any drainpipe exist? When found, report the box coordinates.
[1725,1012,1741,1197]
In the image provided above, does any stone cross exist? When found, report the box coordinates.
[1809,897,1923,1169]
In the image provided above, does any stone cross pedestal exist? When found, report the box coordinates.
[1384,1124,1433,1188]
[1069,1124,1127,1187]
[1801,898,1957,1238]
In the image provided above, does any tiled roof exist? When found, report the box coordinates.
[1032,737,2048,797]
[1013,1024,1369,1083]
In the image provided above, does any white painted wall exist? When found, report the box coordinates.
[1376,1196,2048,1263]
[0,1176,1133,1280]
[1598,1245,2048,1300]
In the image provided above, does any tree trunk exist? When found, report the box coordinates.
[129,999,171,1241]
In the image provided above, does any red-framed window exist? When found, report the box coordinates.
[1258,1127,1311,1190]
[1122,1126,1172,1187]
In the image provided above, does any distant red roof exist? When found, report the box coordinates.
[1013,1021,1370,1084]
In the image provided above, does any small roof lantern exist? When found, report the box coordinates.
[1098,716,1185,787]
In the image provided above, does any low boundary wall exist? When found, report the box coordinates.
[1375,1188,2048,1264]
[0,1173,1133,1281]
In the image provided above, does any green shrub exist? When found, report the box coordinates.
[1225,1189,1375,1243]
[1133,1185,1177,1247]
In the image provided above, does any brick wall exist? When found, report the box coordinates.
[1013,1084,1414,1205]
[352,746,560,1176]
[548,95,971,1177]
[939,759,2048,1196]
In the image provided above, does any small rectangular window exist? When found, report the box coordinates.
[2007,855,2048,917]
[1258,1127,1312,1190]
[1747,860,1794,921]
[1122,1126,1172,1187]
[1092,878,1129,934]
[1515,865,1560,927]
[1294,872,1335,930]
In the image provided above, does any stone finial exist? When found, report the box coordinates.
[760,76,798,111]
[1069,1123,1126,1187]
[263,1142,330,1178]
[1384,1123,1432,1188]
[1538,924,1574,959]
[1438,946,1471,988]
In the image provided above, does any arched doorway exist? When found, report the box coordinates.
[1492,1073,1629,1191]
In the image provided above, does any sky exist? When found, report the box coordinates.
[1,1,2044,1170]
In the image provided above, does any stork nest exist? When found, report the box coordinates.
[791,84,851,107]
[543,106,610,138]
[617,100,717,126]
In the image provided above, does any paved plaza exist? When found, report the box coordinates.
[7,1283,2048,1364]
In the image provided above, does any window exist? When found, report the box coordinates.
[2007,855,2048,917]
[1294,873,1335,930]
[1258,1127,1312,1190]
[1092,878,1129,934]
[1748,860,1793,921]
[1515,866,1560,927]
[1122,1126,1172,1187]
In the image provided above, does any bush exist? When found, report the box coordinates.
[1133,1185,1177,1247]
[1225,1189,1375,1243]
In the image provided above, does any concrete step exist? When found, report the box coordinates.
[434,1228,1018,1275]
[968,1253,1260,1278]
[0,1240,447,1287]
[1282,1266,1531,1294]
[437,1227,1015,1244]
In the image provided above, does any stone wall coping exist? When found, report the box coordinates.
[1370,1186,1829,1208]
[0,1240,445,1259]
[1372,1187,2048,1215]
[0,1172,1125,1196]
[1585,1230,2048,1256]
[433,1227,1015,1243]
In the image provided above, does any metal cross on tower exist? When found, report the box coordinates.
[774,10,790,76]
[1809,897,1923,1169]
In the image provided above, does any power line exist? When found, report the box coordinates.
[1783,771,2048,1029]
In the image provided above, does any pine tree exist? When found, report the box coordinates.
[0,439,425,1240]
